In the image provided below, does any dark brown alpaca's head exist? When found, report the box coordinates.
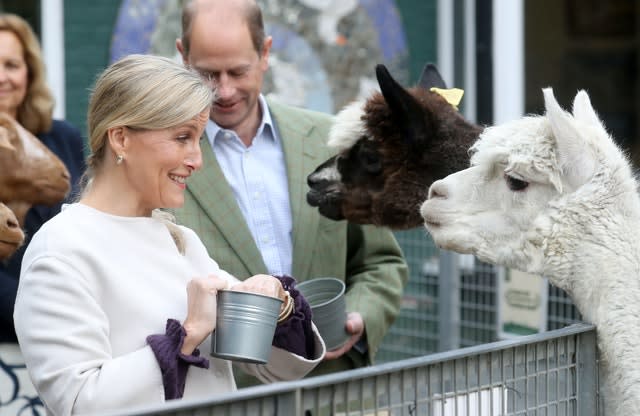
[307,64,483,229]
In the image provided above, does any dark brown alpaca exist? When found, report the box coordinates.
[307,64,482,229]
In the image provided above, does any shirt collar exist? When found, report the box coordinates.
[206,94,276,148]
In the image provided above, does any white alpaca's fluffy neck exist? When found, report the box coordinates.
[534,160,640,415]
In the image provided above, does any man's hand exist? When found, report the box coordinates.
[323,312,365,360]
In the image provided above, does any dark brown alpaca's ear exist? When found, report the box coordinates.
[375,64,433,151]
[418,63,447,90]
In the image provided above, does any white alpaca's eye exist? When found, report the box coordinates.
[504,173,529,191]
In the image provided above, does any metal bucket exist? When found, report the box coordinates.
[211,290,282,364]
[297,277,349,350]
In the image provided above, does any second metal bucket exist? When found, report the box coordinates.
[297,277,349,350]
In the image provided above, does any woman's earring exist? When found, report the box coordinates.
[116,154,124,165]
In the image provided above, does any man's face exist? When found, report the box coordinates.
[182,11,271,140]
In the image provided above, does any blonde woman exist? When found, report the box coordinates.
[14,54,323,416]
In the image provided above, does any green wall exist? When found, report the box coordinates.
[396,0,437,84]
[64,1,120,137]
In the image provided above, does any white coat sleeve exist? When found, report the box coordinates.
[14,256,165,416]
[234,323,326,383]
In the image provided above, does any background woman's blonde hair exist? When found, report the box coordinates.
[85,54,214,254]
[0,13,54,134]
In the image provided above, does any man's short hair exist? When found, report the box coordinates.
[181,0,266,56]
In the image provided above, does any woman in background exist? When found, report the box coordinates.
[0,13,85,414]
[0,13,86,343]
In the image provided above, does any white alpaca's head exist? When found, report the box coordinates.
[421,88,634,273]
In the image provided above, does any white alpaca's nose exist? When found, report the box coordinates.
[428,180,448,200]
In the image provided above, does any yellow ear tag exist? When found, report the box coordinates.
[430,87,465,110]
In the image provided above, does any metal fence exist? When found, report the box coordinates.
[378,231,583,363]
[100,323,598,416]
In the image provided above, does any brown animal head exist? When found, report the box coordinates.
[0,112,70,224]
[306,64,483,229]
[0,202,24,259]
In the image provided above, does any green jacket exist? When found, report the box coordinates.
[171,97,408,384]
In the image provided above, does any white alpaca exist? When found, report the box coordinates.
[421,88,640,415]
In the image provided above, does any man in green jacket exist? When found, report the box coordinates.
[174,0,408,385]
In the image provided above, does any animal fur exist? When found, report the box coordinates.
[306,64,482,229]
[422,88,640,415]
[0,202,23,259]
[0,112,70,225]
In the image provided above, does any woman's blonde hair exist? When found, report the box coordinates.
[85,54,213,254]
[86,53,213,175]
[0,13,54,134]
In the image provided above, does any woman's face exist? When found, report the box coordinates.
[0,31,27,119]
[121,110,209,215]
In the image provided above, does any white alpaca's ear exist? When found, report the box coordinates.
[543,88,597,189]
[572,90,600,127]
[572,90,613,144]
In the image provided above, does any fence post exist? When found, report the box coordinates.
[275,390,299,415]
[576,328,598,416]
[438,250,460,351]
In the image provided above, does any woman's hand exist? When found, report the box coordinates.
[181,274,229,355]
[231,274,286,302]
